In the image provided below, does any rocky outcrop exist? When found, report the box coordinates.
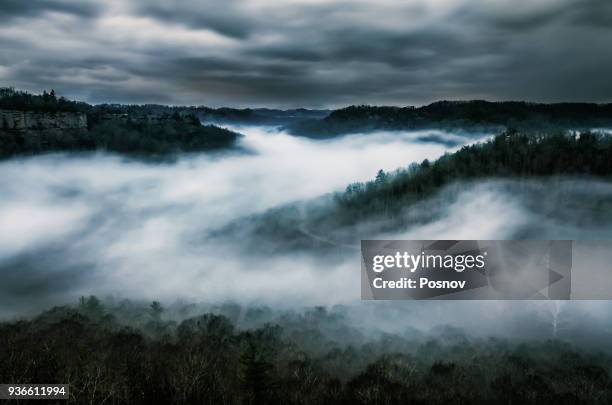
[0,109,89,152]
[0,109,87,132]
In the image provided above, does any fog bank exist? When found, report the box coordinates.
[0,127,488,314]
[1,126,611,345]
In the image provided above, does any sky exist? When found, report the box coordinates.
[0,0,611,107]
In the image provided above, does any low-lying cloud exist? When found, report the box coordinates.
[0,127,485,314]
[1,127,612,345]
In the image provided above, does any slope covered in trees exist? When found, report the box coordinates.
[1,298,611,404]
[333,130,612,225]
[287,101,612,138]
[0,88,241,158]
[223,130,612,250]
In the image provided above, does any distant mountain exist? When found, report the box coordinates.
[196,107,330,126]
[286,101,612,138]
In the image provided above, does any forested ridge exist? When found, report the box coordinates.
[225,130,612,250]
[335,130,612,225]
[288,101,612,137]
[1,298,612,404]
[197,106,329,126]
[0,88,240,158]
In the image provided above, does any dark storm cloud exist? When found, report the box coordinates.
[133,0,256,39]
[0,0,611,107]
[0,0,101,21]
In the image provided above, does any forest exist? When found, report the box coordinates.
[334,130,612,224]
[287,101,612,138]
[0,87,89,113]
[0,88,240,158]
[1,298,611,405]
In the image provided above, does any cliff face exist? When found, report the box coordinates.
[0,106,238,158]
[0,109,89,153]
[0,109,87,132]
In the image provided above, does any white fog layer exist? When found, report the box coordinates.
[1,126,611,340]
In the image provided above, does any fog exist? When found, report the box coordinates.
[1,126,611,344]
[0,127,487,312]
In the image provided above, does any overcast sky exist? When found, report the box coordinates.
[0,0,610,107]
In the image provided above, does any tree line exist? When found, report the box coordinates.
[334,130,612,226]
[288,100,612,137]
[1,298,611,404]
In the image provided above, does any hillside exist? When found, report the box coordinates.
[220,130,612,251]
[0,296,612,405]
[0,88,241,158]
[287,101,612,138]
[3,299,611,404]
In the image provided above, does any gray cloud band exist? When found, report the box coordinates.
[361,240,610,300]
[1,1,612,106]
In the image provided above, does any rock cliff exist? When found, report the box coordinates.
[0,109,87,132]
[0,109,89,153]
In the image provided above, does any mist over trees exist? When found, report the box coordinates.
[3,88,612,404]
[334,130,612,225]
[6,88,612,158]
[2,299,612,404]
[223,130,612,251]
